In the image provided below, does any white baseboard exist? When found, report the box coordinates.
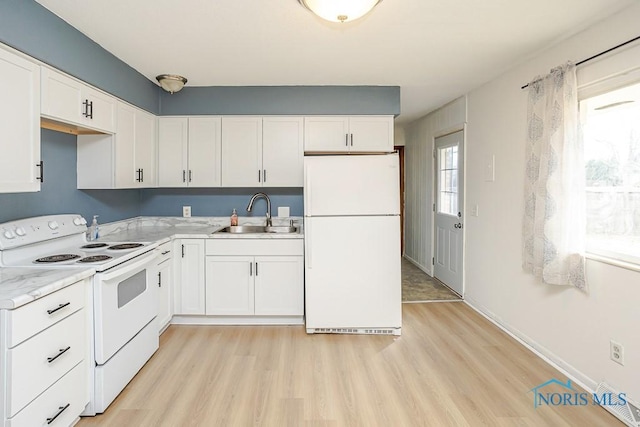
[171,315,304,326]
[464,296,598,394]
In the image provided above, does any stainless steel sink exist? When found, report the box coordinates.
[215,225,298,234]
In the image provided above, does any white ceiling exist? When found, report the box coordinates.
[35,0,636,124]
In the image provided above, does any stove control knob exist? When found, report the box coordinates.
[3,230,16,239]
[48,221,59,230]
[14,227,26,237]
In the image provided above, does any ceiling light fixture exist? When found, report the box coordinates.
[298,0,382,23]
[155,74,188,94]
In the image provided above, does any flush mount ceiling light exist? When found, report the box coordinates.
[298,0,382,23]
[155,74,187,94]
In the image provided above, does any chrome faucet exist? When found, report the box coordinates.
[246,192,272,227]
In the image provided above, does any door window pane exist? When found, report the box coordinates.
[438,146,458,215]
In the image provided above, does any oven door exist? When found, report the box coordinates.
[93,250,158,365]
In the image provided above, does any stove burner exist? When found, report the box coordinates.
[81,243,109,249]
[35,254,81,263]
[108,243,144,250]
[78,255,112,263]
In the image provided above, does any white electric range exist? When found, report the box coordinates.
[0,214,161,415]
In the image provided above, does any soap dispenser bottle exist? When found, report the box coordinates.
[89,215,100,240]
[230,209,238,226]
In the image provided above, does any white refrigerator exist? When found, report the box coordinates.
[304,154,402,335]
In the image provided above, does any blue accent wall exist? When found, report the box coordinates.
[0,0,159,113]
[159,86,401,116]
[139,188,303,218]
[0,1,397,224]
[0,130,140,224]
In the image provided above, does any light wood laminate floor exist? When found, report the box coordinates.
[78,303,619,426]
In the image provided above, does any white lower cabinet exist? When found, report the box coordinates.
[205,239,304,319]
[173,239,205,315]
[0,279,90,426]
[155,242,173,333]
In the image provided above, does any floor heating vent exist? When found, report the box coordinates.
[595,382,640,426]
[311,328,396,335]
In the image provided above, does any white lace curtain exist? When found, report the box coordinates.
[523,62,587,291]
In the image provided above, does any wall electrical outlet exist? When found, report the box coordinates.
[610,340,624,365]
[182,206,191,218]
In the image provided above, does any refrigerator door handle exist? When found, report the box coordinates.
[305,220,312,269]
[304,168,312,215]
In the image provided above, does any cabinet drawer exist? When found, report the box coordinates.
[156,241,173,263]
[8,360,87,427]
[6,280,86,348]
[7,309,86,416]
[206,239,303,256]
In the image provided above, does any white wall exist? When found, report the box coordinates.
[463,3,640,401]
[403,97,466,272]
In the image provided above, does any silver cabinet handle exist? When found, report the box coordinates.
[36,161,44,182]
[250,262,253,276]
[255,262,258,276]
[350,133,353,146]
[263,170,266,183]
[47,346,70,363]
[345,134,348,146]
[182,170,186,183]
[47,302,70,315]
[46,403,70,425]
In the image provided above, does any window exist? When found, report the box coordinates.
[579,81,640,264]
[437,145,458,215]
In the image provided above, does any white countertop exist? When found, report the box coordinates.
[95,216,304,242]
[0,216,303,309]
[0,267,95,309]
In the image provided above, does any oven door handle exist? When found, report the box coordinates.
[98,251,158,282]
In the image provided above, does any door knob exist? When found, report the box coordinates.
[454,223,463,229]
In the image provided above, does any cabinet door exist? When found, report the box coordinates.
[205,256,254,315]
[254,256,304,315]
[262,117,303,187]
[0,49,40,193]
[158,117,189,187]
[114,103,136,188]
[304,116,349,152]
[221,117,262,187]
[348,116,394,152]
[82,85,116,133]
[174,239,205,315]
[135,109,157,187]
[40,67,83,125]
[188,117,222,187]
[157,259,172,332]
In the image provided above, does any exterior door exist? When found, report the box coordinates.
[434,131,464,296]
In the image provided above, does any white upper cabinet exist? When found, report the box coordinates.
[77,101,156,189]
[41,67,116,133]
[304,115,394,153]
[113,102,156,188]
[221,117,263,187]
[262,117,304,187]
[222,116,303,187]
[0,47,41,193]
[157,117,222,187]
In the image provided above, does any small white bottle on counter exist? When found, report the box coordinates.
[88,215,100,240]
